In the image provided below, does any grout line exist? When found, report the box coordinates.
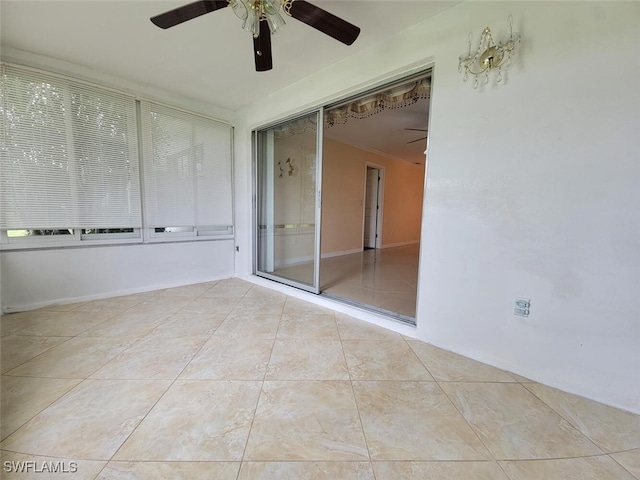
[235,306,282,480]
[518,383,608,455]
[435,380,499,463]
[337,320,375,471]
[607,452,639,480]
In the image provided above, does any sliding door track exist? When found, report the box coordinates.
[320,291,416,326]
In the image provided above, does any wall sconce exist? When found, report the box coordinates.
[459,15,520,88]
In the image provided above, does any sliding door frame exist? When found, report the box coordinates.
[252,108,324,294]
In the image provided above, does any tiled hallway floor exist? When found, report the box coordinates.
[1,279,639,479]
[275,244,420,319]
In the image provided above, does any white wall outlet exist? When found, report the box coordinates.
[514,297,530,317]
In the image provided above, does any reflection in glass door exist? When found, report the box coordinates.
[255,111,322,293]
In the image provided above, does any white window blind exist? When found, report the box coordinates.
[140,102,233,231]
[0,64,141,229]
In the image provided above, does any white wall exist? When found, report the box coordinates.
[321,138,425,254]
[235,1,640,412]
[0,50,238,312]
[1,241,235,311]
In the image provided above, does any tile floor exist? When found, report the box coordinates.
[275,244,419,319]
[1,278,639,479]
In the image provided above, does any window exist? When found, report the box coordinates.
[140,102,233,240]
[1,64,141,246]
[1,64,234,249]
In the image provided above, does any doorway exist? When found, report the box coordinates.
[254,71,431,322]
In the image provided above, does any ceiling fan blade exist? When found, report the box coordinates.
[288,0,360,45]
[151,0,228,29]
[254,20,273,72]
[407,137,427,144]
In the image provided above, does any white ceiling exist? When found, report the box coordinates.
[1,0,450,162]
[325,98,430,165]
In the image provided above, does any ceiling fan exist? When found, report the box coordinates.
[150,0,361,72]
[405,128,427,144]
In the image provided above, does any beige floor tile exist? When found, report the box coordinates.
[180,296,242,315]
[238,462,375,480]
[180,336,274,380]
[90,335,207,379]
[523,383,640,453]
[265,338,349,380]
[283,297,335,316]
[114,380,261,461]
[78,311,170,338]
[202,278,253,298]
[125,296,192,315]
[0,451,106,480]
[342,339,434,381]
[231,296,286,315]
[611,449,640,478]
[353,381,490,461]
[214,313,281,339]
[441,382,604,460]
[97,461,239,480]
[244,380,369,461]
[336,314,403,341]
[407,341,518,382]
[508,372,535,382]
[1,376,82,440]
[148,312,226,337]
[5,337,137,378]
[277,313,339,338]
[243,286,288,302]
[372,461,509,480]
[1,379,170,459]
[1,335,70,373]
[14,310,117,337]
[41,301,87,312]
[1,311,61,336]
[157,282,218,298]
[73,294,149,313]
[500,455,636,480]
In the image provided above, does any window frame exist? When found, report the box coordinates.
[0,63,235,251]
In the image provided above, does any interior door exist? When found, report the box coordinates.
[255,111,323,293]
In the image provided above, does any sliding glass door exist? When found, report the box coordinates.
[255,111,323,293]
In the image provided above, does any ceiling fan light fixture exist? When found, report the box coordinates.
[230,0,248,20]
[266,10,286,34]
[263,0,283,16]
[150,0,360,71]
[243,8,262,37]
[234,0,285,37]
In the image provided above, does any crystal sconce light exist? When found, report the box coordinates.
[458,15,520,88]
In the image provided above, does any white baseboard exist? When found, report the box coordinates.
[321,248,363,259]
[381,240,420,249]
[274,255,314,269]
[274,247,365,268]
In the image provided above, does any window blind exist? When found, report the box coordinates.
[0,64,141,229]
[140,102,233,230]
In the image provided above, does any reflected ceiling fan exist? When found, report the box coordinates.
[150,0,361,72]
[405,128,427,144]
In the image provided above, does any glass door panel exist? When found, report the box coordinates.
[255,111,322,293]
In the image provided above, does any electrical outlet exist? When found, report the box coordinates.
[514,297,530,317]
